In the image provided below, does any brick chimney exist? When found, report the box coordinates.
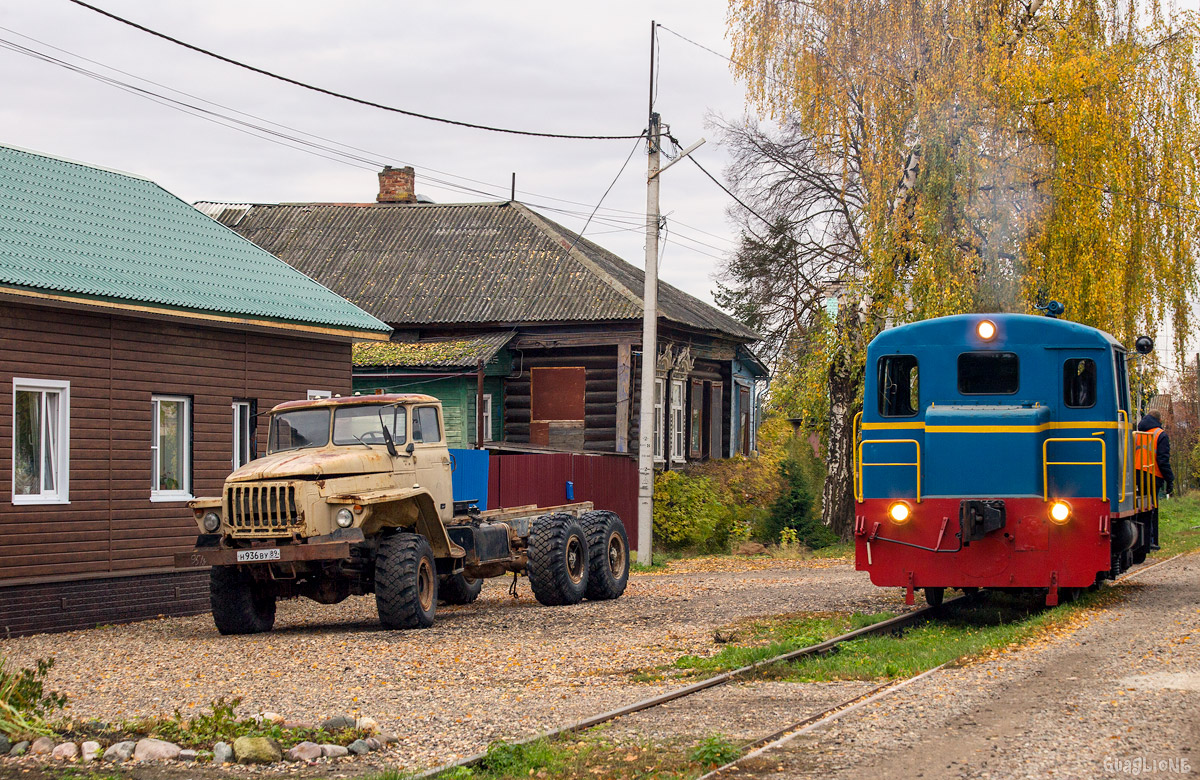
[377,165,416,203]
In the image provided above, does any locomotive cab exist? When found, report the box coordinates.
[855,314,1152,606]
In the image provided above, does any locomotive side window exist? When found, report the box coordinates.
[878,355,919,417]
[958,352,1019,394]
[1063,358,1097,408]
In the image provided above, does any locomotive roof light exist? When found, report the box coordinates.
[888,501,912,524]
[1048,500,1072,525]
[976,320,996,341]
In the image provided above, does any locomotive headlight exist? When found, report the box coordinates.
[977,320,996,340]
[888,501,912,524]
[202,512,221,532]
[1048,500,1072,525]
[335,508,355,528]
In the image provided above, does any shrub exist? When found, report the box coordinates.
[689,734,740,767]
[757,442,837,548]
[652,471,723,549]
[0,658,66,737]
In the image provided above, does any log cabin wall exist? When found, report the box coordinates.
[0,301,352,636]
[503,346,619,452]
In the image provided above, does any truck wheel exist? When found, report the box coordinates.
[439,572,483,605]
[209,566,275,635]
[581,511,629,601]
[375,533,437,629]
[527,513,589,606]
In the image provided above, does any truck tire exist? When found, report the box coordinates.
[581,510,629,601]
[375,533,437,629]
[210,565,276,635]
[439,572,483,605]
[527,513,589,606]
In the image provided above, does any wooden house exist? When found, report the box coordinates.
[0,145,389,636]
[197,166,767,465]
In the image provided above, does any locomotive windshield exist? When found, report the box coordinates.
[958,352,1019,394]
[878,355,919,416]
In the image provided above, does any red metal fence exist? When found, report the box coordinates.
[488,452,638,545]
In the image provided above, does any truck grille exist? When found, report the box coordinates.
[226,483,298,535]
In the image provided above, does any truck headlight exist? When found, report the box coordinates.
[335,508,354,528]
[202,512,221,532]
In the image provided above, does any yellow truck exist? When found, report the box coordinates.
[175,394,628,634]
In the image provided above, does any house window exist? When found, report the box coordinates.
[232,400,254,470]
[670,379,686,463]
[653,378,665,462]
[689,379,704,459]
[306,389,331,400]
[151,395,191,501]
[12,378,70,504]
[481,394,493,442]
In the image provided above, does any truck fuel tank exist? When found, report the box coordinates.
[447,523,513,564]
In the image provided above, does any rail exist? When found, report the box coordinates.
[856,438,922,503]
[410,600,953,779]
[1042,437,1106,502]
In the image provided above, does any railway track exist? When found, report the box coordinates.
[413,554,1183,779]
[412,598,957,779]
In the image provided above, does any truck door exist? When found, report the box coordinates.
[412,404,453,520]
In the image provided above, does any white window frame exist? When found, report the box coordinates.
[653,377,665,462]
[481,394,493,442]
[307,389,332,400]
[151,395,192,502]
[12,378,70,505]
[232,401,252,470]
[670,378,686,463]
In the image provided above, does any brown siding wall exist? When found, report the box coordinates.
[0,301,352,634]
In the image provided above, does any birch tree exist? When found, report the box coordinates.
[723,0,1200,537]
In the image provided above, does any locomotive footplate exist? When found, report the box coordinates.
[959,500,1006,544]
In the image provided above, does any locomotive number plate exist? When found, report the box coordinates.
[236,548,281,563]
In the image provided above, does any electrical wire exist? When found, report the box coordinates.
[66,0,644,141]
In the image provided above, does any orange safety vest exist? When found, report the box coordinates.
[1134,427,1164,478]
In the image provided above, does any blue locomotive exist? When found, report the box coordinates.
[854,312,1158,606]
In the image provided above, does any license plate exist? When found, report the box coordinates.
[236,548,281,563]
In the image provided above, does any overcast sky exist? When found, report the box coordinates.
[0,0,755,309]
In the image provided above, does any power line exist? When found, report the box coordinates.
[687,153,775,230]
[66,0,644,141]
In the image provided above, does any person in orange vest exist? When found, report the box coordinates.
[1136,410,1174,550]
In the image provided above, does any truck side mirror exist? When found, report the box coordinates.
[406,442,415,456]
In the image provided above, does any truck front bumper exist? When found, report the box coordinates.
[174,539,351,568]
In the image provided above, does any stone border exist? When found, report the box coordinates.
[0,715,398,767]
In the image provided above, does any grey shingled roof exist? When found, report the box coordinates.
[194,200,758,341]
[0,145,389,335]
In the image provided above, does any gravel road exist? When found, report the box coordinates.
[0,556,901,775]
[718,553,1200,780]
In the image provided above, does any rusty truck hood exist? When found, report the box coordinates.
[227,448,394,482]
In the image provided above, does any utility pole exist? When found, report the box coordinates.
[636,20,660,567]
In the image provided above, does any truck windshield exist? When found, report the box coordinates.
[268,408,330,453]
[332,405,407,446]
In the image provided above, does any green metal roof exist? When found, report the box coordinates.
[0,145,389,335]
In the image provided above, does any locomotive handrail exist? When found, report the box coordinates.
[852,411,863,502]
[856,438,922,504]
[1042,437,1106,503]
[1118,410,1129,503]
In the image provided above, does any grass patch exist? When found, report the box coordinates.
[807,541,853,560]
[1156,495,1200,557]
[669,612,894,678]
[754,589,1118,682]
[373,732,739,780]
[630,552,673,573]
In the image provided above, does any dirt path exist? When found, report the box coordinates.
[725,553,1200,780]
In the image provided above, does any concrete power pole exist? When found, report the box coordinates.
[636,22,661,567]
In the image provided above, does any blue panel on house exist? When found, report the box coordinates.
[450,449,490,510]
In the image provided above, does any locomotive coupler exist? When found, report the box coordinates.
[960,500,1006,545]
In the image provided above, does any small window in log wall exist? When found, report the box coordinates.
[531,367,586,450]
[689,379,704,459]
